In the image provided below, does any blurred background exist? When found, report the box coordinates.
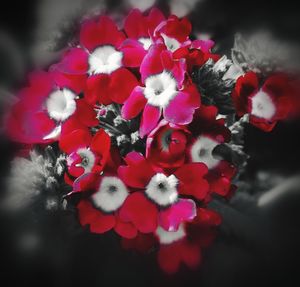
[1,0,300,286]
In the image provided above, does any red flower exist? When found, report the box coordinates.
[6,71,98,144]
[146,120,190,169]
[53,16,139,105]
[59,129,111,184]
[187,105,236,198]
[232,72,291,131]
[74,173,138,239]
[122,44,200,136]
[156,207,221,273]
[117,152,209,233]
[154,15,192,53]
[123,8,165,65]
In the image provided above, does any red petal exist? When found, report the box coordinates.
[85,74,111,105]
[119,193,158,233]
[121,86,147,120]
[80,16,126,51]
[59,129,92,154]
[75,99,98,127]
[121,39,147,67]
[109,68,139,104]
[77,200,116,233]
[114,215,138,239]
[175,163,209,200]
[118,155,155,189]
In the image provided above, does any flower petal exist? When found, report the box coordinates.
[122,86,147,120]
[140,104,161,137]
[59,129,92,154]
[164,89,200,125]
[159,199,196,231]
[175,163,209,200]
[77,200,116,233]
[119,192,158,233]
[109,68,139,104]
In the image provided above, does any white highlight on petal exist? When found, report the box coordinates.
[43,125,62,140]
[155,224,186,244]
[92,176,129,213]
[251,89,276,120]
[190,135,220,169]
[88,45,123,75]
[161,33,181,52]
[75,148,96,173]
[46,89,76,122]
[138,37,152,50]
[145,173,178,207]
[144,71,178,108]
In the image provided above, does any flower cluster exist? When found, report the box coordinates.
[5,7,296,273]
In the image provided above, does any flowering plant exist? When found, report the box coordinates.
[3,6,298,274]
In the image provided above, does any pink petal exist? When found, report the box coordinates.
[121,86,147,120]
[164,90,200,125]
[140,104,161,137]
[140,45,165,83]
[159,199,196,231]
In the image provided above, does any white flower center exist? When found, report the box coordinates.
[46,89,76,122]
[91,176,129,213]
[161,33,181,52]
[190,135,220,169]
[138,37,152,50]
[74,148,96,173]
[145,173,178,207]
[155,224,186,244]
[251,89,276,119]
[88,45,123,75]
[144,71,178,108]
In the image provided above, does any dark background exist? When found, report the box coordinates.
[1,1,300,286]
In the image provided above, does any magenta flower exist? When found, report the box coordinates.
[122,44,200,137]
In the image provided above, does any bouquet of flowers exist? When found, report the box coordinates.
[3,5,298,274]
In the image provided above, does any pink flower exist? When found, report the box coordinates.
[59,129,111,184]
[122,44,200,136]
[232,72,291,131]
[74,172,138,239]
[117,152,209,233]
[6,71,98,144]
[53,16,139,105]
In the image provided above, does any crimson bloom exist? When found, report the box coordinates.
[73,172,138,239]
[6,71,98,144]
[54,16,139,105]
[122,44,200,136]
[117,152,209,233]
[146,119,190,169]
[59,129,111,184]
[187,105,236,198]
[232,72,291,131]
